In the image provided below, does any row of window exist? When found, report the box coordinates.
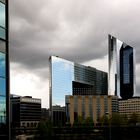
[0,2,6,97]
[0,0,6,126]
[0,2,5,40]
[0,95,6,123]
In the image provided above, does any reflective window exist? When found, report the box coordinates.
[0,52,5,77]
[0,78,6,95]
[0,27,5,39]
[0,39,6,52]
[122,47,133,84]
[108,35,134,99]
[51,56,74,106]
[51,56,107,108]
[108,36,123,96]
[0,96,6,124]
[0,2,5,27]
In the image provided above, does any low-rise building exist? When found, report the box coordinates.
[41,108,49,120]
[11,96,41,128]
[119,97,140,119]
[52,105,66,126]
[66,95,118,125]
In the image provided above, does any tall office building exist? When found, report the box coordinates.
[0,0,9,139]
[49,56,107,121]
[108,35,135,99]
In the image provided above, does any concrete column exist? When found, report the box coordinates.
[78,96,82,116]
[70,96,74,125]
[100,96,104,118]
[93,96,97,124]
[85,96,89,118]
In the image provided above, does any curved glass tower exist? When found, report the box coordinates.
[0,0,9,139]
[108,35,135,99]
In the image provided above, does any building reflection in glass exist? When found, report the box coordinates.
[108,35,135,99]
[49,56,108,120]
[0,1,6,125]
[0,0,10,139]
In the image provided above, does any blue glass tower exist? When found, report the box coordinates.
[49,56,108,122]
[0,0,9,139]
[108,35,135,99]
[120,46,134,99]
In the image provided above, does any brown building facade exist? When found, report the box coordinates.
[119,97,140,119]
[66,95,118,125]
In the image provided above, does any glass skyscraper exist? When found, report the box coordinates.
[108,35,135,99]
[0,0,9,139]
[49,56,107,120]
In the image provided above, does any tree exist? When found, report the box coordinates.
[73,116,84,127]
[34,120,54,140]
[84,117,94,127]
[110,113,122,126]
[99,115,109,126]
[128,113,140,125]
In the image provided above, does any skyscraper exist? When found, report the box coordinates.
[49,56,107,121]
[0,0,9,139]
[108,35,135,99]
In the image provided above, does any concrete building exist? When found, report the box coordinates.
[52,105,66,126]
[119,97,140,119]
[41,108,49,120]
[66,95,118,125]
[11,96,41,128]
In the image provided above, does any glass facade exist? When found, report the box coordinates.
[0,2,5,40]
[50,56,74,107]
[120,46,134,99]
[0,0,9,139]
[108,35,135,99]
[0,0,6,125]
[49,56,108,119]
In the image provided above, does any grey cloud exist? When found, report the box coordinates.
[10,0,140,84]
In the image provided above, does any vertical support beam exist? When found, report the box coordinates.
[100,96,104,118]
[78,96,82,117]
[85,96,89,118]
[70,96,74,125]
[93,96,97,124]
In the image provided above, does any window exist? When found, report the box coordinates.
[0,78,5,95]
[0,96,6,123]
[0,52,5,77]
[0,27,5,39]
[0,2,5,27]
[0,39,5,52]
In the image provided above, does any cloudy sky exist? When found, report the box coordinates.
[9,0,140,108]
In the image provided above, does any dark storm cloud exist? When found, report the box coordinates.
[10,0,140,95]
[10,0,107,66]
